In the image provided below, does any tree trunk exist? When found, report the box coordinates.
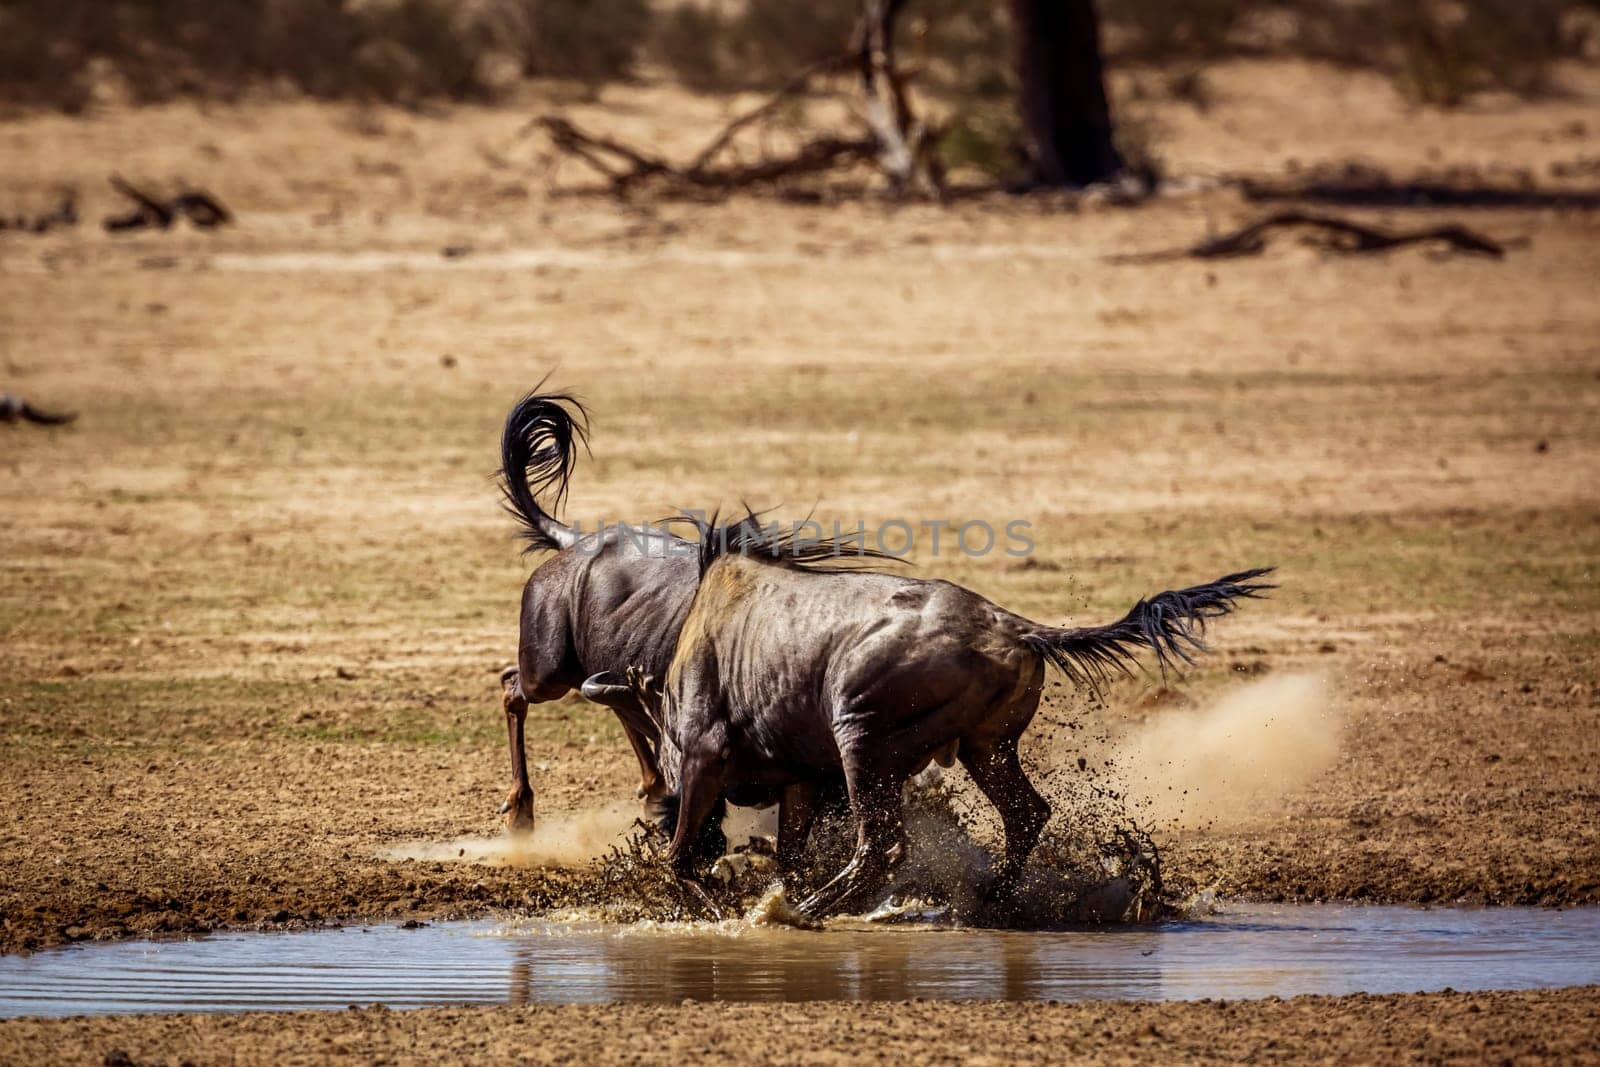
[1008,0,1123,187]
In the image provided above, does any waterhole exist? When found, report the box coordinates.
[3,904,1597,1017]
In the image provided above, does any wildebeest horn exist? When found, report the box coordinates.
[579,671,634,709]
[581,670,664,739]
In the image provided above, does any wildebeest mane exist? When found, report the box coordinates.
[680,507,903,576]
[1020,567,1276,691]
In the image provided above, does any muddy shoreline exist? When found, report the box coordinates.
[2,989,1597,1065]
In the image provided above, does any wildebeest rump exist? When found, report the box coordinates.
[627,515,1273,918]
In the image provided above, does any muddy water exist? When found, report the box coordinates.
[3,905,1597,1017]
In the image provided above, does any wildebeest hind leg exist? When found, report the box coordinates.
[960,739,1049,900]
[498,666,536,836]
[796,767,905,918]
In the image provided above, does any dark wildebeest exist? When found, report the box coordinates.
[496,387,698,833]
[624,515,1273,918]
[499,388,803,858]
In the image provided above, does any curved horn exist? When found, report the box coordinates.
[579,671,634,709]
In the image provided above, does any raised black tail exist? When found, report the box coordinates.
[1020,568,1275,690]
[498,386,588,553]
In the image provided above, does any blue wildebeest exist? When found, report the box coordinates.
[621,515,1273,918]
[498,389,860,859]
[496,387,698,834]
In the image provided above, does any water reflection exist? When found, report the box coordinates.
[501,927,1096,1003]
[2,905,1598,1018]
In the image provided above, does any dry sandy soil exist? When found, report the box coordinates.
[2,58,1598,1059]
[2,988,1599,1066]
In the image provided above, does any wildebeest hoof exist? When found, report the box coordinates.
[689,823,729,869]
[501,788,535,838]
[679,877,723,920]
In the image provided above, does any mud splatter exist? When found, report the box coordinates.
[376,774,1173,931]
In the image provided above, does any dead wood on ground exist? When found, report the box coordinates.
[1241,176,1600,211]
[1112,210,1507,263]
[104,176,232,232]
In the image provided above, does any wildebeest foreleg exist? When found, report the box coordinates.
[960,740,1049,899]
[666,760,725,876]
[665,747,728,918]
[777,781,820,874]
[498,666,536,836]
[795,768,905,918]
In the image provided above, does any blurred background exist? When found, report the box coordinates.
[1,0,1597,956]
[4,0,1598,178]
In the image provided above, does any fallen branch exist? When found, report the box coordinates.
[104,176,232,232]
[534,114,878,196]
[528,50,882,197]
[533,117,673,193]
[1112,210,1506,263]
[1240,177,1600,211]
[686,54,854,174]
[690,135,879,188]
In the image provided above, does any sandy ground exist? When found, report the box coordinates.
[2,988,1598,1065]
[2,57,1599,1058]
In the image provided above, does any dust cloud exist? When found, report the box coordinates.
[1112,673,1342,829]
[381,802,641,868]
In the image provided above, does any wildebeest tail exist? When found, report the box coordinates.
[499,385,587,552]
[1019,568,1275,690]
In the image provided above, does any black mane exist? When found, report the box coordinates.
[679,507,903,577]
